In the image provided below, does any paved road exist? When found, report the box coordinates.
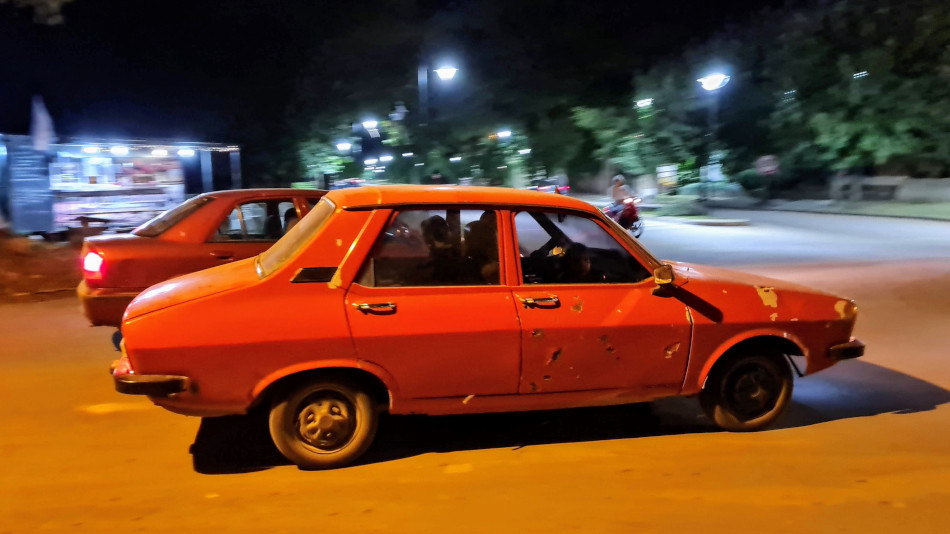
[641,209,950,266]
[1,212,948,533]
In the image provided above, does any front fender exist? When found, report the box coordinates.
[691,328,808,393]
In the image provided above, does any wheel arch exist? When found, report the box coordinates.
[697,331,805,391]
[250,360,396,412]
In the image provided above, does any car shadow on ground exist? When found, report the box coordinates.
[190,360,950,474]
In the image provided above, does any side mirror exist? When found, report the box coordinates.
[653,264,674,285]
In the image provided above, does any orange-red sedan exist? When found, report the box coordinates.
[111,185,864,469]
[78,188,325,326]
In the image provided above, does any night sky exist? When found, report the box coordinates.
[0,0,787,144]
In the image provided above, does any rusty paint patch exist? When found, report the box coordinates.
[755,286,778,308]
[543,375,552,381]
[545,348,562,366]
[664,342,681,359]
[571,298,584,313]
[532,329,545,339]
[834,300,849,319]
[770,312,778,322]
[606,345,615,353]
[530,382,538,393]
[462,394,475,405]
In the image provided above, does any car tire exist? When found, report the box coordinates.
[268,378,378,469]
[699,352,792,432]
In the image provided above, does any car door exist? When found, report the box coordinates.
[510,210,692,395]
[196,198,297,269]
[344,207,522,399]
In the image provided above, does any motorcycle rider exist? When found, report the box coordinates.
[607,174,632,216]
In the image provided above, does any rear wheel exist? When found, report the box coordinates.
[699,352,792,431]
[268,379,378,469]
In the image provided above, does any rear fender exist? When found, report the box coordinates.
[250,358,400,409]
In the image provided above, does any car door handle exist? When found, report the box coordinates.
[353,302,397,314]
[211,251,234,260]
[520,296,560,308]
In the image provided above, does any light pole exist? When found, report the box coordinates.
[697,73,730,200]
[417,62,458,182]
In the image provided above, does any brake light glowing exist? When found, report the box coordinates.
[83,252,104,274]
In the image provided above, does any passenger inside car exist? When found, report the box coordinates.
[283,207,299,234]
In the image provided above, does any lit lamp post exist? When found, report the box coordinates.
[417,62,458,181]
[697,73,730,200]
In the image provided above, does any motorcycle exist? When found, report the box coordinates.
[602,196,644,238]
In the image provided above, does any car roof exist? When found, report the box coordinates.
[199,188,326,199]
[324,185,593,211]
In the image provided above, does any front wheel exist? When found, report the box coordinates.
[269,379,378,469]
[629,220,643,238]
[699,353,792,431]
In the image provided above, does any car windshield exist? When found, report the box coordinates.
[257,197,336,277]
[133,196,213,237]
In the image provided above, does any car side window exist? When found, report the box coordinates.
[358,208,500,287]
[514,211,651,284]
[211,199,292,242]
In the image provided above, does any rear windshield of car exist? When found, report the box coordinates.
[133,196,214,237]
[257,197,336,277]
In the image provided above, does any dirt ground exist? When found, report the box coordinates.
[0,236,82,303]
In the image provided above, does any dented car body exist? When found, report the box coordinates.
[111,185,863,469]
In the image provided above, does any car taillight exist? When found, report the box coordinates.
[83,251,104,280]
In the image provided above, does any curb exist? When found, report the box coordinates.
[759,206,950,222]
[653,216,750,227]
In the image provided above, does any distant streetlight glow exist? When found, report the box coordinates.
[449,156,462,162]
[82,146,99,154]
[414,163,425,167]
[518,149,532,155]
[636,98,654,109]
[110,146,129,156]
[373,169,384,173]
[361,120,378,129]
[379,155,394,162]
[434,67,458,80]
[852,71,869,79]
[697,73,730,91]
[402,152,414,157]
[364,158,378,165]
[177,149,196,157]
[497,130,512,138]
[151,149,168,157]
[336,142,352,151]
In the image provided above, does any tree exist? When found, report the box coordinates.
[0,0,73,24]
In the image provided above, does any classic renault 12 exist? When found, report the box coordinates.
[110,185,864,469]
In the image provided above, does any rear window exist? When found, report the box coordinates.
[257,198,336,277]
[133,196,214,237]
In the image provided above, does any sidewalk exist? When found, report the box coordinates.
[760,199,950,221]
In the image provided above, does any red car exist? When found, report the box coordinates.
[110,185,863,469]
[78,188,325,326]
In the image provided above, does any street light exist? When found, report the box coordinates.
[635,98,654,109]
[434,67,458,80]
[696,72,731,200]
[697,73,730,91]
[361,120,378,129]
[336,142,352,152]
[417,61,459,180]
[497,130,512,138]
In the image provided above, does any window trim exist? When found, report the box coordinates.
[356,206,504,288]
[510,208,655,287]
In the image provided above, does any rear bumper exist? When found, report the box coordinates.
[111,354,190,398]
[77,281,138,327]
[828,338,865,361]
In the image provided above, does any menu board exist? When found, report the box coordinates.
[7,140,54,234]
